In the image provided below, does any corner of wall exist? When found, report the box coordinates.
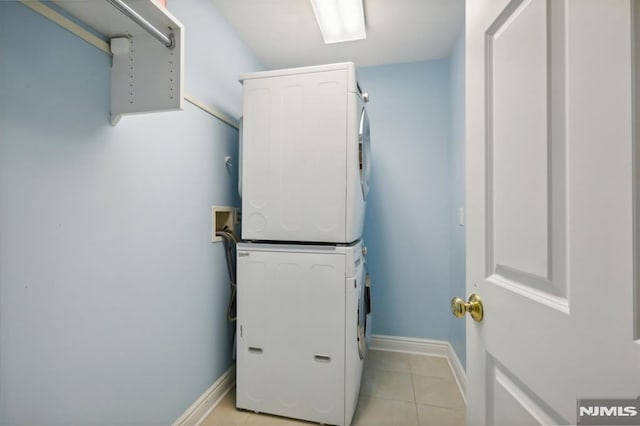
[447,26,467,370]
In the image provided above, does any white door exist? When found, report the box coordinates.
[464,0,639,425]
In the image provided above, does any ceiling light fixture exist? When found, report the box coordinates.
[310,0,366,44]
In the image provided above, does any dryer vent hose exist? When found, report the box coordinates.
[216,227,238,322]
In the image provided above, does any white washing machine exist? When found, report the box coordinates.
[239,62,371,243]
[235,241,371,426]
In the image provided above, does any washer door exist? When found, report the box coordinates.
[357,268,371,360]
[358,107,371,200]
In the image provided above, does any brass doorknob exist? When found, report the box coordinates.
[451,294,484,322]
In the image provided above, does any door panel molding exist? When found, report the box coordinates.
[486,355,567,425]
[486,0,550,281]
[487,268,569,314]
[485,0,568,299]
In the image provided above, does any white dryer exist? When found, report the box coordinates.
[235,241,371,426]
[239,62,371,243]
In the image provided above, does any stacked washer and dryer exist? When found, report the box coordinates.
[236,62,372,426]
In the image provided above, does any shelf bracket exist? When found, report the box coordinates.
[105,0,175,49]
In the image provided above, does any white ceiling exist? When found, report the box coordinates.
[209,0,465,69]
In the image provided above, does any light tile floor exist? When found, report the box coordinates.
[203,350,465,426]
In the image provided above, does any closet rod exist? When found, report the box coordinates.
[105,0,175,49]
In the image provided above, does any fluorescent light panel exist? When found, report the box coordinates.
[310,0,366,44]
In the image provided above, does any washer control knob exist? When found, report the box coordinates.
[363,92,370,103]
[362,246,368,257]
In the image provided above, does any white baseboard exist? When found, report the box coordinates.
[370,334,466,404]
[370,334,450,357]
[173,365,236,426]
[445,342,467,405]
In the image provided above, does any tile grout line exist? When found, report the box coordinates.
[410,371,419,425]
[409,354,421,425]
[407,351,418,424]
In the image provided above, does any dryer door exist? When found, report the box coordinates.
[364,270,372,348]
[358,107,371,200]
[357,266,370,360]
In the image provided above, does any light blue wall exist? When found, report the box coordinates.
[448,31,466,367]
[0,1,261,424]
[359,60,452,341]
[169,0,258,119]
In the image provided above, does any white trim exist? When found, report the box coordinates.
[184,94,240,130]
[369,334,450,357]
[370,334,466,404]
[446,341,467,405]
[18,1,240,131]
[172,365,236,426]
